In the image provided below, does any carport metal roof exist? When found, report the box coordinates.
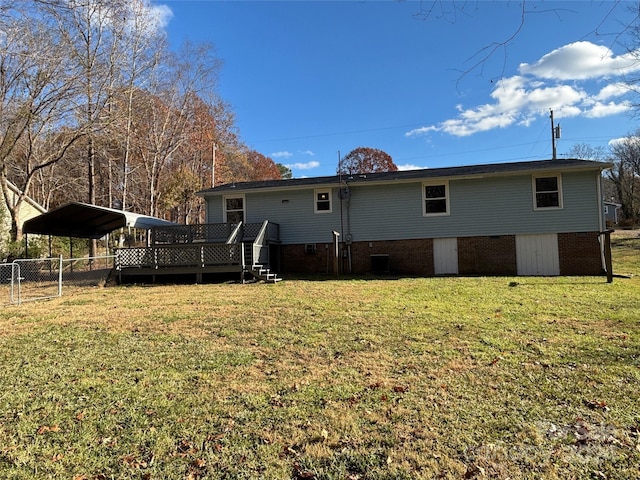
[23,202,177,239]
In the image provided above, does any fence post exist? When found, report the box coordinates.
[10,262,21,305]
[602,230,614,284]
[58,255,63,297]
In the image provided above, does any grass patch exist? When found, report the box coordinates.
[0,233,639,479]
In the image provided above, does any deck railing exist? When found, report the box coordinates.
[151,222,279,245]
[116,243,244,270]
[118,222,279,273]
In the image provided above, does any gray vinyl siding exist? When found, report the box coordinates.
[247,189,342,243]
[203,170,602,243]
[340,170,601,241]
[205,196,223,223]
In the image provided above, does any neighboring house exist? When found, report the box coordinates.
[603,200,621,225]
[1,181,47,251]
[197,158,611,277]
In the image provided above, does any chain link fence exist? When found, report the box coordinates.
[0,262,20,305]
[1,255,115,305]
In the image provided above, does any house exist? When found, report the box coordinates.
[1,181,46,255]
[603,200,621,225]
[196,158,611,277]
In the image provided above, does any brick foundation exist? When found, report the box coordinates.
[458,236,517,275]
[558,232,603,275]
[281,243,333,274]
[349,239,434,275]
[278,232,603,277]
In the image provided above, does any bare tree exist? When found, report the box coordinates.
[608,135,640,223]
[566,143,608,162]
[0,2,86,241]
[108,0,165,212]
[130,42,222,217]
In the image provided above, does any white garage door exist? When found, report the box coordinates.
[434,238,458,275]
[516,234,559,276]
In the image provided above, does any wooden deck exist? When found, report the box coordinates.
[115,222,280,283]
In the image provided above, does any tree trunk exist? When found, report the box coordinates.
[88,138,97,258]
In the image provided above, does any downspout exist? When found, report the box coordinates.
[345,183,352,274]
[596,170,605,233]
[596,168,612,281]
[338,153,344,274]
[596,170,605,269]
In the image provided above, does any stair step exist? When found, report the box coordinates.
[248,264,282,283]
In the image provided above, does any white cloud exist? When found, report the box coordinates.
[595,82,631,101]
[271,151,293,158]
[584,101,632,118]
[405,126,437,137]
[397,164,424,171]
[286,161,320,170]
[608,136,637,147]
[300,150,315,156]
[119,1,172,36]
[519,41,640,80]
[406,41,638,138]
[144,3,173,30]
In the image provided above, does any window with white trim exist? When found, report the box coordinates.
[314,189,332,213]
[224,195,245,223]
[533,174,562,209]
[423,181,449,216]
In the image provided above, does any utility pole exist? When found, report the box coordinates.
[211,142,217,187]
[550,110,561,160]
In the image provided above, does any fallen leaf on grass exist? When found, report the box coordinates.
[176,439,198,455]
[584,399,610,412]
[280,445,298,458]
[393,385,409,393]
[123,454,148,469]
[464,464,486,479]
[37,425,60,434]
[293,462,316,480]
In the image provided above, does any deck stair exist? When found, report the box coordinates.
[249,264,282,283]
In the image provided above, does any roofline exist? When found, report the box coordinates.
[6,180,47,213]
[197,158,612,196]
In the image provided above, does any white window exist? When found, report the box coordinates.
[533,174,562,210]
[423,181,449,216]
[314,189,332,213]
[224,195,245,223]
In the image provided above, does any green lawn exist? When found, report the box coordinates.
[1,233,639,479]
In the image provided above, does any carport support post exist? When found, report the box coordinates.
[69,237,73,272]
[58,255,63,297]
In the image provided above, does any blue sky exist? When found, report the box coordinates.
[152,1,640,177]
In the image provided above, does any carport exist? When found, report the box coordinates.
[22,202,177,256]
[23,202,176,239]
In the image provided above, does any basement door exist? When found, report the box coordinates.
[515,234,560,276]
[433,238,458,275]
